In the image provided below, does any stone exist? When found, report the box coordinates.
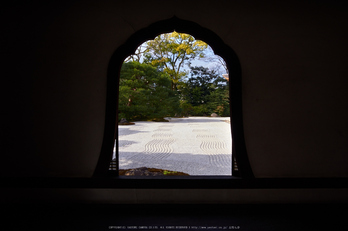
[119,167,190,176]
[124,167,164,176]
[119,118,135,125]
[211,113,219,117]
[119,118,128,124]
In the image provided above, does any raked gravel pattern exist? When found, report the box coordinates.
[114,117,232,175]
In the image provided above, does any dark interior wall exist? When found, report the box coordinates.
[221,1,348,177]
[0,1,78,176]
[1,0,347,181]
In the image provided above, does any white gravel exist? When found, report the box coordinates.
[114,117,232,175]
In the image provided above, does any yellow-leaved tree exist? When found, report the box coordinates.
[128,32,208,91]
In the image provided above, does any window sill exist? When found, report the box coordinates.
[1,177,347,189]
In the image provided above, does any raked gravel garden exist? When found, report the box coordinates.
[114,117,232,176]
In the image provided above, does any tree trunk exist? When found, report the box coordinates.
[171,82,177,91]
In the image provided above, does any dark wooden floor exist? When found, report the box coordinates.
[2,204,347,231]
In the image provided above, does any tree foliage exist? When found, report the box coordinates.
[118,61,179,121]
[180,66,230,116]
[120,32,230,121]
[140,32,208,90]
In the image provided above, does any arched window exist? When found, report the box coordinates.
[94,17,253,179]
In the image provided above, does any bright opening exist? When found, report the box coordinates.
[111,32,232,176]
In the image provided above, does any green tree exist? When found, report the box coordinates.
[181,66,229,116]
[118,61,179,121]
[142,32,208,91]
